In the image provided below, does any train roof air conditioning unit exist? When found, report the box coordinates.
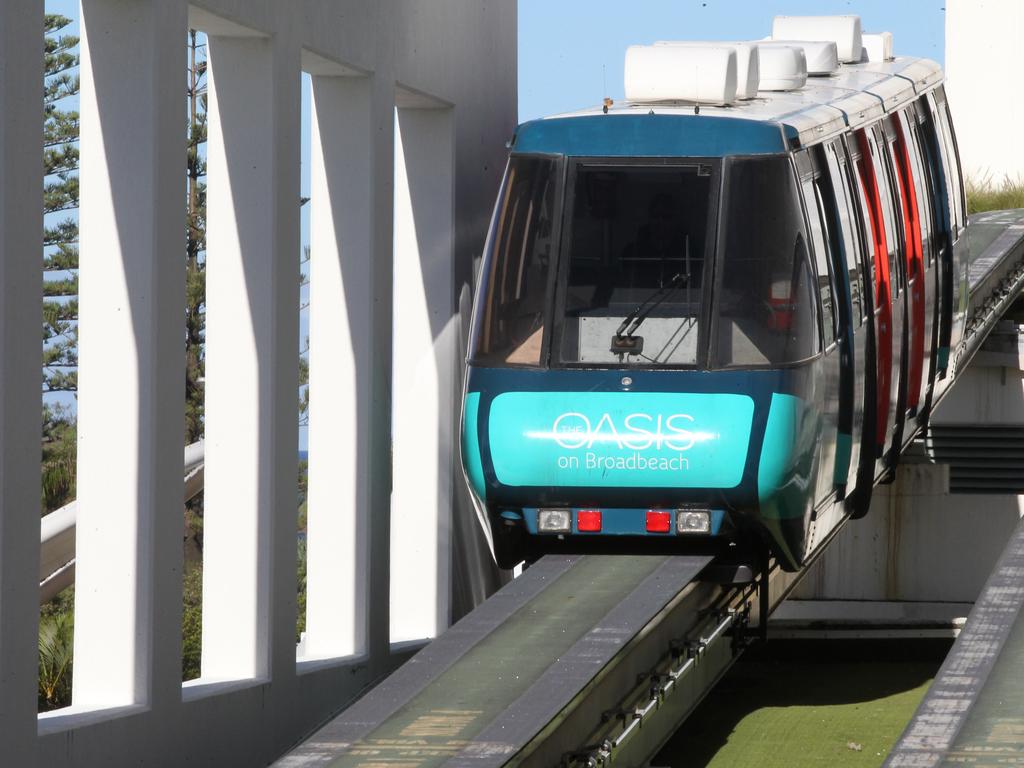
[862,32,895,62]
[760,40,839,76]
[771,15,863,64]
[654,41,760,99]
[756,44,808,91]
[624,44,738,106]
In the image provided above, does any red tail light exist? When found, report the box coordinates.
[646,510,671,533]
[577,509,602,532]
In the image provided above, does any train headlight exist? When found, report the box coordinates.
[538,509,571,533]
[676,509,711,535]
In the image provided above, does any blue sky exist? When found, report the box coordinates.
[518,1,946,121]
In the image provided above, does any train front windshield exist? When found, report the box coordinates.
[470,153,819,370]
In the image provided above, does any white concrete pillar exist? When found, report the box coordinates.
[946,0,1024,182]
[304,74,373,660]
[203,30,300,682]
[391,105,456,643]
[0,1,43,759]
[73,0,186,710]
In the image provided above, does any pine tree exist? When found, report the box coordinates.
[186,29,207,445]
[183,31,207,565]
[42,14,79,397]
[39,15,80,713]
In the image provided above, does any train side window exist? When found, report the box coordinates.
[802,174,838,347]
[854,129,893,313]
[714,155,819,368]
[469,155,559,367]
[871,123,905,300]
[932,86,967,232]
[915,96,951,241]
[824,141,866,326]
[844,135,877,319]
[903,107,936,266]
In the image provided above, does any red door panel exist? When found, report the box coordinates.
[891,118,926,413]
[855,130,892,452]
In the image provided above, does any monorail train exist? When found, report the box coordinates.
[461,16,971,571]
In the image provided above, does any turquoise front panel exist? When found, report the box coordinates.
[461,392,487,500]
[488,391,754,489]
[757,392,817,520]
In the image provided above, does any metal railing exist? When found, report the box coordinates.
[38,442,205,604]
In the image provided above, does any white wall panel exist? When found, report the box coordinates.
[946,0,1024,182]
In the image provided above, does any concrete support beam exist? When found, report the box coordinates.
[365,59,398,668]
[203,30,300,683]
[304,74,374,660]
[391,105,456,643]
[0,1,42,761]
[72,0,186,711]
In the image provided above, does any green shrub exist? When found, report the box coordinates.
[182,565,203,681]
[38,589,74,710]
[296,539,307,642]
[966,176,1024,215]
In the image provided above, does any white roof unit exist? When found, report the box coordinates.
[771,15,863,64]
[862,32,894,62]
[761,40,838,76]
[756,45,808,91]
[655,41,760,99]
[624,44,738,105]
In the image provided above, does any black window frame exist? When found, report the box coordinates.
[871,121,908,299]
[932,85,967,232]
[824,138,868,327]
[709,152,823,370]
[842,132,881,324]
[467,152,566,370]
[803,166,842,351]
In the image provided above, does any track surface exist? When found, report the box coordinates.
[278,555,712,768]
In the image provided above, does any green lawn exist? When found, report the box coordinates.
[654,640,949,768]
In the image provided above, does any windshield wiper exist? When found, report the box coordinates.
[610,272,687,354]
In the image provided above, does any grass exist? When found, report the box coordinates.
[654,639,950,768]
[966,176,1024,215]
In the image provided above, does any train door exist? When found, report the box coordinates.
[838,133,879,517]
[913,96,954,388]
[899,104,940,427]
[818,141,869,499]
[872,121,910,468]
[796,149,841,507]
[853,127,903,477]
[889,112,927,426]
[930,85,969,366]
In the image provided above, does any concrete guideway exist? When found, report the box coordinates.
[885,514,1024,767]
[277,555,716,767]
[956,210,1024,375]
[277,539,837,768]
